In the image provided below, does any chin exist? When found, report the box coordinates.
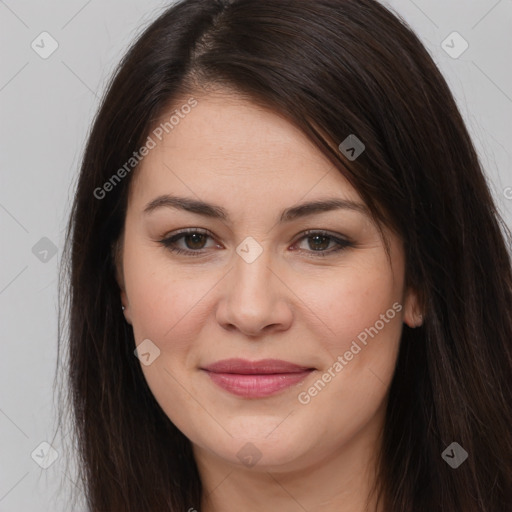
[194,424,317,471]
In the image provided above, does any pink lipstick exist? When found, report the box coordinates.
[201,358,314,398]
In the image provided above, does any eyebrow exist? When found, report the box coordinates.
[143,194,369,223]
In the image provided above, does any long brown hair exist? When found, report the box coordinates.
[57,0,512,510]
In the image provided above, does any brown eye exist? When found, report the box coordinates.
[306,234,331,251]
[293,230,353,257]
[159,229,218,257]
[159,229,352,258]
[182,232,208,250]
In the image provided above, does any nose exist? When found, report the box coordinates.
[215,243,293,337]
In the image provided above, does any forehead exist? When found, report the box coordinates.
[128,91,362,209]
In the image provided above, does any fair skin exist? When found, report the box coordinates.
[115,90,422,512]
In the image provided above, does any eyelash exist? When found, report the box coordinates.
[158,228,353,258]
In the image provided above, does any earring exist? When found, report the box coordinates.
[122,305,125,311]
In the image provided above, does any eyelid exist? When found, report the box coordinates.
[297,229,353,244]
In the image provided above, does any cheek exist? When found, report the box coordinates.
[293,261,404,432]
[124,242,214,349]
[333,277,402,356]
[292,257,404,413]
[294,257,403,356]
[122,245,215,433]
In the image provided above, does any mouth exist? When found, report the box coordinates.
[200,358,315,398]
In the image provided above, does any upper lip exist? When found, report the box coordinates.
[201,358,314,374]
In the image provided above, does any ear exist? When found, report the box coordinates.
[403,286,424,328]
[112,235,132,325]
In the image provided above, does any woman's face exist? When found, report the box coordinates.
[116,91,420,473]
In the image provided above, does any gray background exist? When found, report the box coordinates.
[1,1,511,510]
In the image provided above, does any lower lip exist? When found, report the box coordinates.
[203,370,313,398]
